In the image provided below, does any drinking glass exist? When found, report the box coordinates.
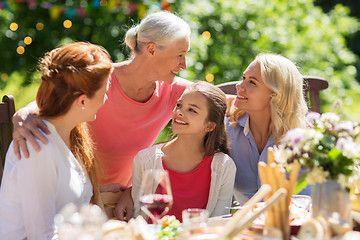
[139,169,173,225]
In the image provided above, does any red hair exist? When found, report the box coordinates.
[36,42,113,206]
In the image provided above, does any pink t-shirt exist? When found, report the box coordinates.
[162,155,213,221]
[88,73,189,185]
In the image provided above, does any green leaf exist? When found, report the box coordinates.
[294,173,308,195]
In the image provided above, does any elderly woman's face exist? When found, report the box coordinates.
[234,61,272,114]
[151,36,189,84]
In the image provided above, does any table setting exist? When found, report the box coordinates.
[55,112,360,239]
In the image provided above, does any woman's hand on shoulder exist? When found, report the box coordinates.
[225,94,236,117]
[12,104,50,160]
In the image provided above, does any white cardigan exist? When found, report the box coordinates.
[131,143,236,218]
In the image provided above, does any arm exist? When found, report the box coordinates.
[16,143,58,239]
[12,101,50,159]
[114,152,143,221]
[211,155,237,217]
[114,187,133,221]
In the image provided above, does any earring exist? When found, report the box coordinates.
[81,107,85,110]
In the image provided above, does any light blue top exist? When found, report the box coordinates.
[226,114,311,205]
[226,114,275,204]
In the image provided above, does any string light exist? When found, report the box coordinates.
[1,73,8,81]
[206,73,214,82]
[10,23,18,31]
[24,36,32,45]
[63,20,72,28]
[202,31,211,40]
[36,22,44,31]
[17,46,25,55]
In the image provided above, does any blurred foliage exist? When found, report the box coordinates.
[175,0,360,120]
[315,0,360,81]
[0,0,172,86]
[1,0,360,121]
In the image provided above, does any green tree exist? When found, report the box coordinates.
[175,0,360,119]
[1,0,360,120]
[0,0,170,84]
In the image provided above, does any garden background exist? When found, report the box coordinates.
[1,0,360,127]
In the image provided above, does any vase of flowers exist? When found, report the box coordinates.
[312,180,351,221]
[274,112,360,225]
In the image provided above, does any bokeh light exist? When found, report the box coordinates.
[10,23,18,31]
[17,46,25,55]
[24,36,32,45]
[100,0,108,6]
[1,73,8,81]
[36,22,44,31]
[63,20,72,28]
[202,31,211,40]
[206,73,214,82]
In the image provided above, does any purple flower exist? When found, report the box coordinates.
[334,121,354,133]
[286,128,304,145]
[336,137,346,151]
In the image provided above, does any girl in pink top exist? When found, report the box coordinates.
[132,81,236,220]
[11,11,192,220]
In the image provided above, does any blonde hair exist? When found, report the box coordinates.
[37,42,113,206]
[125,11,190,53]
[230,53,308,142]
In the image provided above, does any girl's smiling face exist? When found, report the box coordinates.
[172,91,214,136]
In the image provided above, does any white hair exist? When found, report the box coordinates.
[125,11,190,53]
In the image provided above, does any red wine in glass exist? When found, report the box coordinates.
[139,169,173,225]
[140,194,172,218]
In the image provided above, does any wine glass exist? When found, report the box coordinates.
[139,169,173,225]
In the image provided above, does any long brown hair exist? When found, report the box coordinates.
[36,42,113,206]
[184,81,229,156]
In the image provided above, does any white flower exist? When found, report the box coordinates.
[337,174,351,189]
[320,112,340,124]
[305,166,330,184]
[306,112,321,125]
[342,140,360,159]
[275,112,360,187]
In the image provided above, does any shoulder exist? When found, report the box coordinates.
[135,144,165,163]
[170,77,191,92]
[137,143,164,155]
[173,77,192,86]
[212,152,236,169]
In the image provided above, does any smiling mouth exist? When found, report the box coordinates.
[237,95,248,100]
[174,119,187,125]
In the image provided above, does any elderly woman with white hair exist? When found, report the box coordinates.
[11,11,192,220]
[227,53,309,204]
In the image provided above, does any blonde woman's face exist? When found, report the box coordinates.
[234,61,272,114]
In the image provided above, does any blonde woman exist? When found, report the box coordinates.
[227,53,308,204]
[0,42,113,239]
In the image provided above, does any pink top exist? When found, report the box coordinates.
[88,73,189,185]
[162,155,213,221]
